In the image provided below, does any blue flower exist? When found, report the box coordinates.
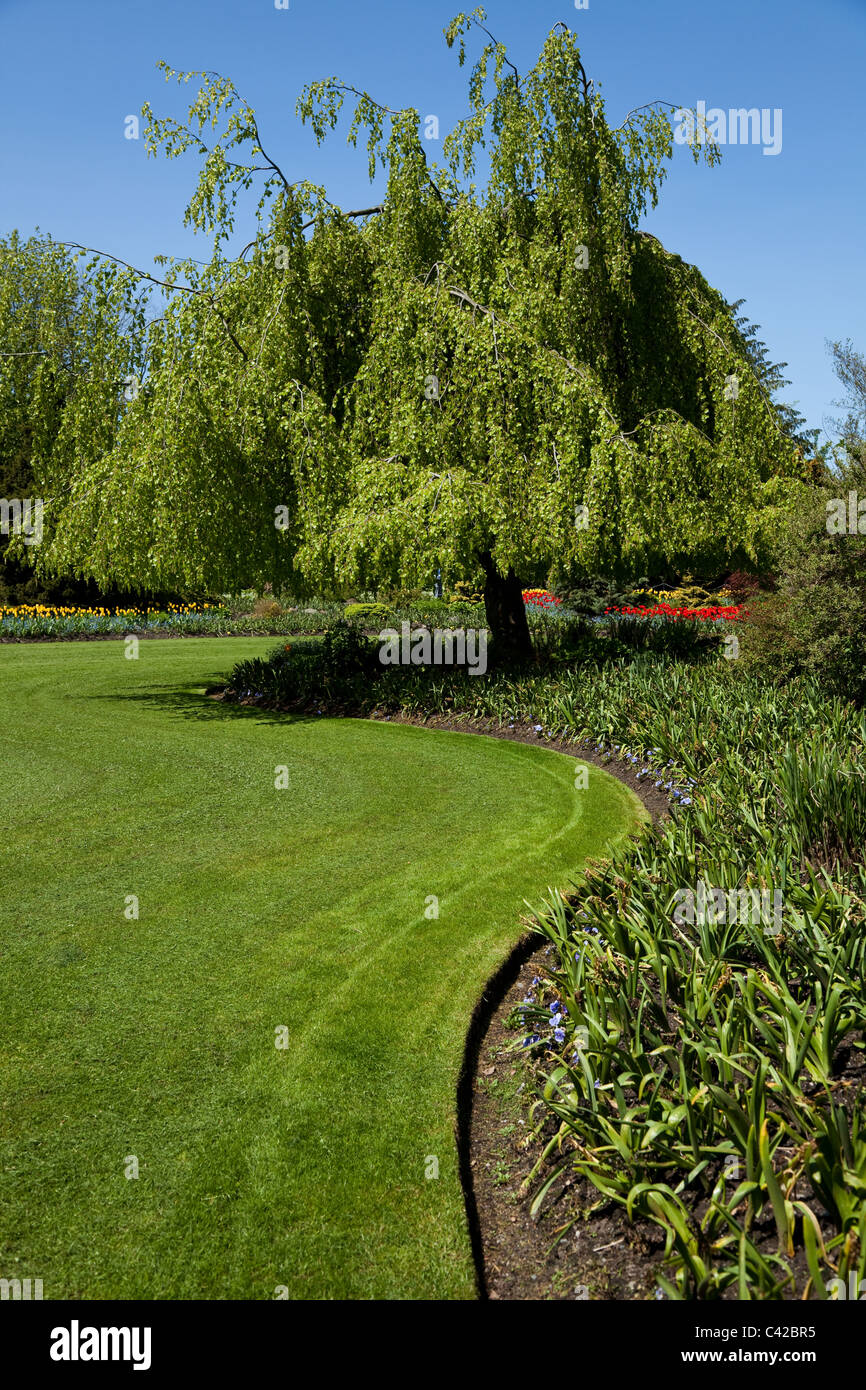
[554,1027,566,1044]
[550,1001,562,1014]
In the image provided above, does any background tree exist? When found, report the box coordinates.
[0,231,149,602]
[36,9,809,657]
[828,337,866,451]
[729,298,819,455]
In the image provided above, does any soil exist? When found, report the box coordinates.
[465,942,667,1301]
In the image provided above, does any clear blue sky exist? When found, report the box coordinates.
[1,0,863,442]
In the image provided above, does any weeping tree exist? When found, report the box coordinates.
[0,232,147,599]
[36,8,808,658]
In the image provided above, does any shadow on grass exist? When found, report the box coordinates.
[85,682,325,728]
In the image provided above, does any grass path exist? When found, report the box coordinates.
[0,638,646,1299]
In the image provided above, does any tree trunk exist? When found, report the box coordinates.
[478,551,533,665]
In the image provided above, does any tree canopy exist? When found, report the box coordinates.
[18,8,811,650]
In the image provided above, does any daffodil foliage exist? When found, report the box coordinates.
[37,10,808,650]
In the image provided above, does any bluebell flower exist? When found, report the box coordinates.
[550,1001,562,1014]
[554,1027,566,1044]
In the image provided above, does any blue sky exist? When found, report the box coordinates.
[1,0,863,442]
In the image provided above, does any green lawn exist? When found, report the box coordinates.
[0,637,646,1299]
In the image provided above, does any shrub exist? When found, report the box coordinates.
[343,602,391,628]
[449,580,484,604]
[231,620,378,704]
[251,598,282,618]
[722,569,762,600]
[656,584,712,608]
[561,577,632,616]
[781,540,866,703]
[745,456,866,704]
[737,592,804,684]
[413,597,449,613]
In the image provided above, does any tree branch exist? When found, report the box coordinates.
[59,242,248,361]
[199,69,295,193]
[469,17,522,88]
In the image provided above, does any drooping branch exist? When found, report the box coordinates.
[550,21,592,106]
[435,272,715,449]
[59,243,248,362]
[175,68,295,195]
[316,83,449,205]
[467,15,523,88]
[615,99,685,132]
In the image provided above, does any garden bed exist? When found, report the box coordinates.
[217,643,866,1300]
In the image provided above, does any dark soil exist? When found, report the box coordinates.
[467,944,666,1301]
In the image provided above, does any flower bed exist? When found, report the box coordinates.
[604,601,747,622]
[523,588,562,609]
